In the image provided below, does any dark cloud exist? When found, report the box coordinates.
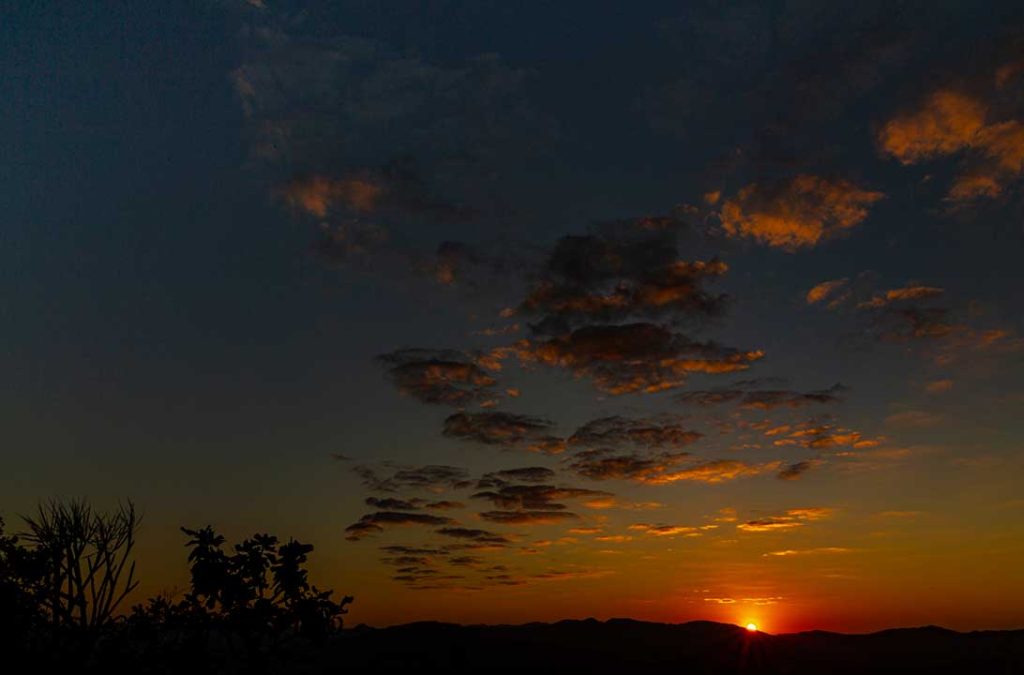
[495,323,764,395]
[442,411,555,447]
[872,307,960,342]
[476,467,557,489]
[566,448,693,482]
[675,383,847,409]
[234,25,555,203]
[377,349,498,406]
[435,527,511,545]
[673,389,746,406]
[423,500,465,510]
[479,510,579,525]
[353,464,473,493]
[345,511,455,541]
[470,485,612,510]
[380,545,446,556]
[516,223,729,335]
[741,385,847,410]
[568,416,703,449]
[777,460,820,481]
[365,497,422,510]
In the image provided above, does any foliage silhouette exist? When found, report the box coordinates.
[21,498,140,630]
[2,499,354,673]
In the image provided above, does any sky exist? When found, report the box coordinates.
[3,0,1024,633]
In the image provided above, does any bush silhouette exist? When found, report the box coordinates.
[173,526,353,641]
[2,499,353,672]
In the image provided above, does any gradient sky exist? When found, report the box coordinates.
[4,0,1024,633]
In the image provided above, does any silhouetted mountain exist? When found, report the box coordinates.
[336,618,1024,674]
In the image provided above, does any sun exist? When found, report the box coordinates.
[746,623,758,632]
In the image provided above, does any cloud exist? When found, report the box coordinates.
[769,421,884,450]
[871,307,959,342]
[377,349,498,406]
[353,464,473,493]
[718,175,883,250]
[234,27,555,205]
[517,224,730,334]
[673,389,746,406]
[478,510,579,525]
[442,412,555,447]
[436,527,511,545]
[365,497,422,510]
[647,459,778,485]
[879,83,1024,203]
[675,384,846,409]
[763,547,853,557]
[345,511,455,541]
[476,467,557,488]
[777,460,821,481]
[628,523,701,537]
[281,174,384,217]
[785,507,834,520]
[857,285,944,309]
[471,484,612,510]
[568,416,703,449]
[424,500,465,510]
[737,507,834,533]
[741,385,848,410]
[311,221,389,264]
[498,323,764,395]
[925,379,954,394]
[736,519,804,533]
[884,410,942,428]
[566,448,693,482]
[879,90,987,164]
[802,276,851,307]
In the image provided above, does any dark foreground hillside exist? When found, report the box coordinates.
[336,619,1024,674]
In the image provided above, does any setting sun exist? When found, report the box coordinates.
[746,623,759,632]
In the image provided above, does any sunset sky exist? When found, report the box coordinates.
[3,1,1024,633]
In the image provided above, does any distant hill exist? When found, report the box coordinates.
[336,618,1024,673]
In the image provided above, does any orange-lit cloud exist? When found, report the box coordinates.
[763,547,853,557]
[806,278,849,305]
[644,459,780,485]
[879,84,1024,202]
[737,507,834,533]
[879,90,987,164]
[282,175,384,217]
[857,285,944,309]
[925,379,954,394]
[628,523,701,537]
[884,410,942,428]
[719,175,883,250]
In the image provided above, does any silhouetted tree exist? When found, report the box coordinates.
[0,516,48,652]
[178,525,353,641]
[21,498,140,631]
